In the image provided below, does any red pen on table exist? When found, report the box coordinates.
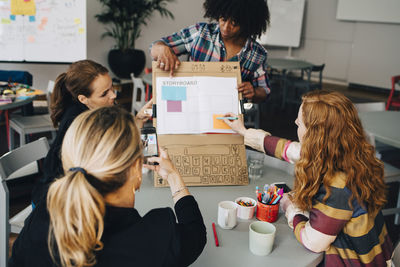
[212,222,219,247]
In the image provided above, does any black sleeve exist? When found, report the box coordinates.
[172,195,207,267]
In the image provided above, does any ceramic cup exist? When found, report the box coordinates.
[235,197,256,220]
[218,200,237,229]
[249,221,276,256]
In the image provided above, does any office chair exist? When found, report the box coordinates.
[386,75,400,110]
[9,81,57,150]
[0,137,49,267]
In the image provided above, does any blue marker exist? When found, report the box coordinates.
[216,116,238,120]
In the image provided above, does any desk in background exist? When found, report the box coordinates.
[136,151,322,267]
[268,58,314,109]
[0,88,43,150]
[359,111,400,149]
[359,111,400,225]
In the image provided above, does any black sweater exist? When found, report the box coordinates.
[9,195,207,267]
[32,102,88,204]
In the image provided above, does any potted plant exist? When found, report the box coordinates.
[95,0,174,78]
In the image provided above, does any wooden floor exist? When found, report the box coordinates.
[1,82,399,259]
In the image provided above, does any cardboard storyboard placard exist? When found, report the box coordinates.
[151,61,249,187]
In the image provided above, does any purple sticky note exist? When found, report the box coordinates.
[167,100,182,112]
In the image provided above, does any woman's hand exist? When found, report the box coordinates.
[135,99,153,128]
[238,82,255,99]
[280,193,293,212]
[150,42,180,76]
[222,112,247,136]
[144,147,178,180]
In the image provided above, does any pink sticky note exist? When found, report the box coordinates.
[167,100,182,112]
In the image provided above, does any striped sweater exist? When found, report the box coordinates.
[243,130,394,266]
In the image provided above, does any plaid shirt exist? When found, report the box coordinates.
[157,22,270,95]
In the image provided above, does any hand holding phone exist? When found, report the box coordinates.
[140,127,158,165]
[273,182,291,193]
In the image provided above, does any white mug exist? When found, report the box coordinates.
[249,221,276,256]
[235,197,256,220]
[218,201,237,229]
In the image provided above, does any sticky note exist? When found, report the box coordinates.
[167,100,182,112]
[213,114,231,130]
[41,17,48,24]
[11,0,36,15]
[1,18,11,24]
[10,15,16,21]
[74,18,81,24]
[27,35,35,43]
[161,86,187,101]
[29,15,35,22]
[78,27,85,34]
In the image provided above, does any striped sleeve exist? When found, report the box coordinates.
[263,136,300,163]
[293,183,353,253]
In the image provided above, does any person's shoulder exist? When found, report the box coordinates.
[59,102,87,128]
[143,207,175,225]
[192,22,218,32]
[63,101,87,118]
[248,39,268,56]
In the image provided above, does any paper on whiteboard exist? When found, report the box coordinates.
[156,76,239,134]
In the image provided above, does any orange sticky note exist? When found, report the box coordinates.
[213,114,231,129]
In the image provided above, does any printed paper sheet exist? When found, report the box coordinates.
[156,76,239,134]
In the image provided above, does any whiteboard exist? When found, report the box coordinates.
[337,0,400,24]
[0,0,86,63]
[257,0,305,48]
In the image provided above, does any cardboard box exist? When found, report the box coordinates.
[152,61,249,187]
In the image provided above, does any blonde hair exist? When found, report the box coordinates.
[47,106,142,267]
[292,90,386,214]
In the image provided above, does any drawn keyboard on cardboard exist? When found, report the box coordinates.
[155,144,248,186]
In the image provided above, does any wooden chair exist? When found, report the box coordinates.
[386,75,400,110]
[8,81,56,150]
[0,137,49,267]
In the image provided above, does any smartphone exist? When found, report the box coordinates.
[140,127,158,165]
[273,183,291,193]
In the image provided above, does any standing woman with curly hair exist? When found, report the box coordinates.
[224,90,393,266]
[150,0,271,103]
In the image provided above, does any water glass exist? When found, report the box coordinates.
[248,153,264,181]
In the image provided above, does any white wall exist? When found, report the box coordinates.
[0,0,399,91]
[267,0,400,89]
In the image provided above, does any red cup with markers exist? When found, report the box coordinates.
[256,201,279,223]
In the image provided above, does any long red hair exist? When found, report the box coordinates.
[292,90,386,214]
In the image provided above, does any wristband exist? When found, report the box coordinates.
[172,186,187,198]
[282,141,292,162]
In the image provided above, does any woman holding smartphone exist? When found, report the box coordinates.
[10,106,206,267]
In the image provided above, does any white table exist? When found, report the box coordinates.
[358,111,400,149]
[136,151,323,266]
[359,111,400,224]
